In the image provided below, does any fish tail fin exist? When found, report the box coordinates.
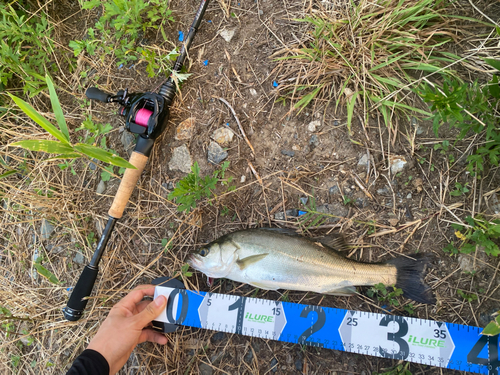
[387,254,436,304]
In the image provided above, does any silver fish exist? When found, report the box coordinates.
[188,228,435,304]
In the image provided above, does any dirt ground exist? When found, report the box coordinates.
[1,0,499,374]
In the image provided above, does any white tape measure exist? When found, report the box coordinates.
[153,285,499,374]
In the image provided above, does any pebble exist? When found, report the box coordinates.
[220,28,236,42]
[300,197,308,205]
[357,154,369,167]
[274,209,300,220]
[329,185,340,195]
[208,141,228,164]
[309,134,319,147]
[199,364,213,375]
[389,155,408,174]
[270,358,278,373]
[40,219,55,241]
[281,150,295,157]
[295,358,303,371]
[120,132,135,157]
[356,198,366,208]
[240,175,246,183]
[407,193,412,199]
[307,120,321,132]
[244,350,253,363]
[212,332,225,341]
[169,144,192,173]
[377,186,390,195]
[73,252,85,265]
[96,180,106,194]
[258,9,263,15]
[249,88,258,96]
[211,127,234,146]
[89,161,97,170]
[316,203,349,222]
[175,117,196,140]
[458,249,487,273]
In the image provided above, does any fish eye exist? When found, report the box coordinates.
[199,248,209,257]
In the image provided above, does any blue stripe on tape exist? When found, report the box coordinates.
[153,287,499,375]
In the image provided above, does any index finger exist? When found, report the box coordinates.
[115,284,156,307]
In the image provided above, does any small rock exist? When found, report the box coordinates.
[270,358,278,373]
[295,358,303,371]
[175,117,196,140]
[89,161,97,170]
[211,127,234,146]
[329,185,340,195]
[120,132,135,156]
[208,141,228,164]
[258,9,263,15]
[377,186,390,195]
[406,193,412,199]
[357,154,369,168]
[413,177,423,193]
[199,364,213,375]
[316,203,349,222]
[249,88,258,96]
[307,120,321,132]
[458,249,487,273]
[281,150,295,157]
[40,219,55,241]
[292,144,301,151]
[73,252,85,265]
[212,332,225,341]
[309,134,319,147]
[220,28,236,42]
[356,198,366,208]
[300,197,308,205]
[50,246,64,254]
[389,155,407,175]
[240,175,246,183]
[244,350,253,363]
[169,144,192,173]
[274,209,300,220]
[96,180,106,195]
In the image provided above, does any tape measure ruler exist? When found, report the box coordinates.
[153,285,499,374]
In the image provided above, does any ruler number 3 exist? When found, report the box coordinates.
[378,316,409,360]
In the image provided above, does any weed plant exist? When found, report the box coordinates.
[8,75,134,171]
[71,0,174,67]
[0,3,54,96]
[275,0,468,135]
[444,216,500,257]
[168,161,235,213]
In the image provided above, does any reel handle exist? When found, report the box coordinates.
[108,151,149,219]
[86,87,111,103]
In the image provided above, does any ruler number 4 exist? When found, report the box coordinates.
[467,335,500,375]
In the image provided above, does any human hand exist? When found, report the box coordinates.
[87,284,167,375]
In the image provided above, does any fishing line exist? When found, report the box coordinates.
[153,284,499,375]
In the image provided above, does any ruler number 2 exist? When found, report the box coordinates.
[298,306,326,348]
[378,316,409,360]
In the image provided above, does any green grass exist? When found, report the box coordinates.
[0,2,54,96]
[275,0,473,135]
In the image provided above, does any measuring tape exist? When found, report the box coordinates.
[153,285,499,374]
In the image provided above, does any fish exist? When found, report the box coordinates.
[187,228,436,304]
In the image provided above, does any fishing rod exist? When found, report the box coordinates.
[63,0,211,322]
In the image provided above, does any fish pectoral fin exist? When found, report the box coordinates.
[236,253,269,270]
[324,286,357,296]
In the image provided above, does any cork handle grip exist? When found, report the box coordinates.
[108,152,148,219]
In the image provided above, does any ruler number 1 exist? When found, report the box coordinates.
[378,316,409,360]
[228,297,246,335]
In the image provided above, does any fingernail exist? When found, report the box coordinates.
[154,295,166,307]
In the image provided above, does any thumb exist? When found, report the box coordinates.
[135,295,167,327]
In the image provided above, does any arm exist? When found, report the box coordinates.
[66,285,168,375]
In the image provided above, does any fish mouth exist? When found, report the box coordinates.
[187,255,216,287]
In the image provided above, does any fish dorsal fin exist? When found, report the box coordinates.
[315,233,349,252]
[236,253,269,270]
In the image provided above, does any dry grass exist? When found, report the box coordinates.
[1,0,500,374]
